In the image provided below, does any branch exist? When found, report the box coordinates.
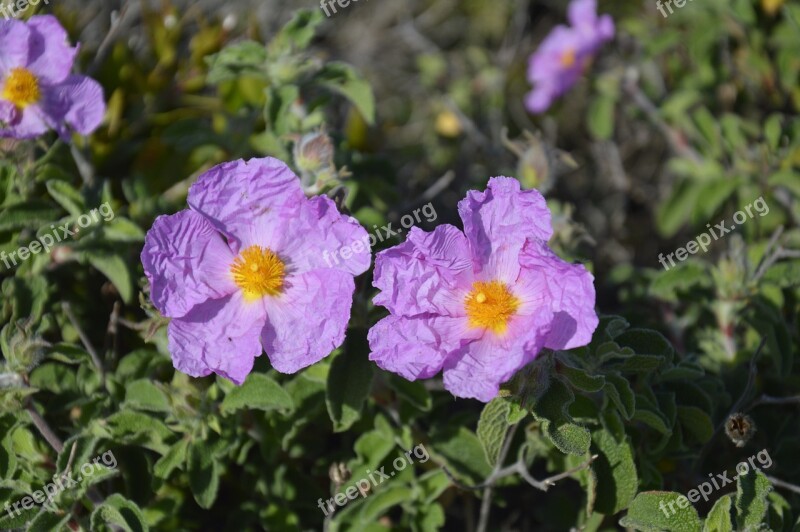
[63,302,105,387]
[443,449,597,494]
[767,476,800,495]
[26,402,63,454]
[622,72,703,163]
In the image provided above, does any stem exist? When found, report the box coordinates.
[63,302,105,388]
[26,402,63,453]
[767,476,800,495]
[477,423,519,532]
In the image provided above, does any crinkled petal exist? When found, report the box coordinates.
[274,195,371,276]
[373,225,474,317]
[0,20,29,74]
[519,239,598,349]
[25,15,77,84]
[168,292,267,384]
[142,209,237,319]
[41,75,106,138]
[442,306,553,402]
[187,158,305,251]
[368,314,479,380]
[261,269,355,373]
[458,177,552,282]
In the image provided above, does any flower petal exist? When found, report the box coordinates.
[274,195,371,276]
[25,15,77,84]
[442,306,553,402]
[261,268,355,373]
[457,177,552,282]
[1,104,48,139]
[168,292,267,385]
[187,158,305,251]
[372,225,474,317]
[519,239,598,349]
[41,75,106,137]
[0,19,30,74]
[142,209,237,319]
[368,314,478,380]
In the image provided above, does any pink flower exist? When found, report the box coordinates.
[525,0,614,114]
[141,158,370,384]
[0,16,105,139]
[368,178,598,402]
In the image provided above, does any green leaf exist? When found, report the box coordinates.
[587,95,616,140]
[616,329,674,360]
[762,261,800,288]
[429,426,492,483]
[619,491,702,532]
[84,252,134,303]
[102,411,173,453]
[604,372,635,420]
[101,217,145,243]
[530,378,591,455]
[205,41,268,84]
[123,379,171,413]
[735,470,772,530]
[677,406,713,443]
[558,357,606,392]
[358,485,414,524]
[0,506,38,529]
[90,493,149,532]
[633,396,672,436]
[703,495,733,532]
[316,62,376,125]
[188,442,221,510]
[27,510,70,532]
[476,398,511,467]
[326,341,374,433]
[154,438,189,479]
[0,200,61,232]
[45,180,84,217]
[268,9,324,53]
[220,373,293,414]
[592,417,638,514]
[387,375,432,412]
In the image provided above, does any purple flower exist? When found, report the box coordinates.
[368,178,598,402]
[525,0,614,114]
[141,158,370,384]
[0,15,105,139]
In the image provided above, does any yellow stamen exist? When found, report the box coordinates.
[465,281,520,334]
[560,48,577,68]
[2,68,40,108]
[231,245,286,301]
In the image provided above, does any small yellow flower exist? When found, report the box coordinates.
[435,110,462,138]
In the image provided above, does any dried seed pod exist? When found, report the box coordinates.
[725,412,756,448]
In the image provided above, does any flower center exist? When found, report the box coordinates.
[465,281,520,334]
[2,68,41,108]
[560,48,577,68]
[231,245,286,300]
